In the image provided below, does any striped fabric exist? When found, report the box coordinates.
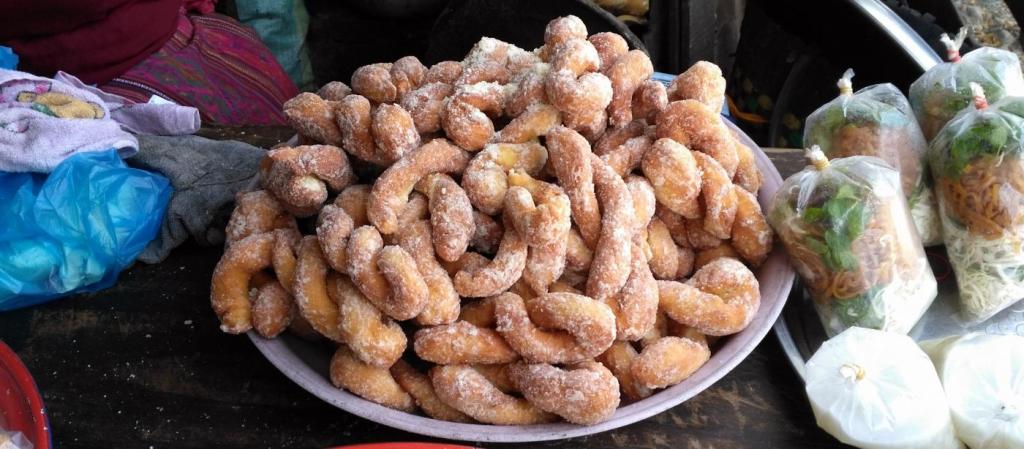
[99,10,298,126]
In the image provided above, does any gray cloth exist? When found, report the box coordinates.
[128,134,265,263]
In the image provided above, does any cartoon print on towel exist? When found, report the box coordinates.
[7,80,105,119]
[0,79,105,133]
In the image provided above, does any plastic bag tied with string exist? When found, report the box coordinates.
[928,82,1024,323]
[910,28,1024,141]
[805,68,942,246]
[767,147,937,336]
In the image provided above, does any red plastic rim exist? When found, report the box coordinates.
[0,341,50,449]
[329,444,479,449]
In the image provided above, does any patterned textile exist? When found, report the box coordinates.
[99,10,298,126]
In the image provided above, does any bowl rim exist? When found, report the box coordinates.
[248,122,794,442]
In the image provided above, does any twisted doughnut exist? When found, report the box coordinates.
[668,60,726,115]
[211,233,275,334]
[504,170,572,247]
[605,50,654,127]
[462,142,548,215]
[642,138,701,219]
[494,292,616,363]
[494,104,561,143]
[657,99,739,177]
[367,138,470,235]
[732,139,763,193]
[401,82,453,134]
[346,226,429,321]
[597,341,652,401]
[250,280,293,338]
[283,93,343,146]
[442,82,505,151]
[316,81,351,101]
[632,80,668,124]
[693,151,738,239]
[293,236,344,342]
[547,126,601,247]
[259,145,355,217]
[730,186,772,266]
[329,274,406,368]
[625,175,657,230]
[538,15,588,62]
[695,243,740,271]
[316,204,354,273]
[588,32,629,71]
[430,364,557,425]
[224,190,298,246]
[452,223,528,297]
[632,334,710,389]
[658,257,760,336]
[586,154,635,302]
[373,103,421,162]
[351,56,427,103]
[396,220,461,325]
[414,174,473,262]
[508,361,620,425]
[647,216,680,280]
[470,211,504,255]
[546,39,613,119]
[414,320,520,364]
[425,61,463,84]
[335,94,390,165]
[330,345,415,412]
[504,63,551,117]
[603,239,658,341]
[390,360,473,422]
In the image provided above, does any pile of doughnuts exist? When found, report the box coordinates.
[209,15,772,426]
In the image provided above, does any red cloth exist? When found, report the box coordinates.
[0,0,182,85]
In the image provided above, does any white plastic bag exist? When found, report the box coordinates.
[0,430,32,449]
[805,327,963,449]
[921,333,1024,449]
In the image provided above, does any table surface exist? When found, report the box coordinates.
[0,127,852,449]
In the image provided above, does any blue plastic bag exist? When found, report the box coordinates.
[0,150,171,311]
[0,46,17,70]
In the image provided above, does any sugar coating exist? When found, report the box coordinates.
[292,236,344,342]
[508,361,620,425]
[330,345,415,412]
[414,321,518,364]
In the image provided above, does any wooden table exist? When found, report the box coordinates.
[0,128,850,449]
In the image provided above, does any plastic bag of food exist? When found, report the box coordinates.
[929,83,1024,322]
[806,327,963,449]
[910,28,1024,141]
[768,148,937,336]
[805,69,942,246]
[920,333,1024,449]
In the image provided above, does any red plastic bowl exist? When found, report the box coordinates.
[0,341,50,449]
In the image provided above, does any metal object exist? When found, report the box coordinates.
[249,123,794,442]
[775,270,1024,381]
[848,0,943,71]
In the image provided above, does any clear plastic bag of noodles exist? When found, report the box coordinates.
[910,28,1024,141]
[805,69,942,246]
[768,147,938,336]
[928,83,1024,322]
